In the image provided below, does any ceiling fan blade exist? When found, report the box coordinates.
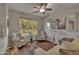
[46,8,52,11]
[33,7,40,9]
[32,10,39,13]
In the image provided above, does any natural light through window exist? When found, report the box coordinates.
[46,21,50,29]
[19,18,37,36]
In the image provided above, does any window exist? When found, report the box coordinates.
[46,21,50,29]
[19,18,37,36]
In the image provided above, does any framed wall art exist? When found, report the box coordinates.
[51,17,66,30]
[67,13,78,32]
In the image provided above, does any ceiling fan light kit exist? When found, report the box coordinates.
[40,8,45,12]
[32,3,52,14]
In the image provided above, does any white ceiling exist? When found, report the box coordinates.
[7,3,79,18]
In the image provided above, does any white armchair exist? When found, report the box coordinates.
[12,32,21,40]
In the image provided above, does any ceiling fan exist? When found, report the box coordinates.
[32,3,52,14]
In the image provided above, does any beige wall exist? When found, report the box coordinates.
[0,4,8,54]
[0,4,6,37]
[8,10,44,34]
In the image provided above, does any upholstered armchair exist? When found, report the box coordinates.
[59,49,79,55]
[59,37,79,55]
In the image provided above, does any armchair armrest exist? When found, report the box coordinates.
[59,49,79,55]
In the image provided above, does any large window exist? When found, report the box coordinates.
[19,18,37,35]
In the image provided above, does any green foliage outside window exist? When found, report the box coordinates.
[19,18,37,35]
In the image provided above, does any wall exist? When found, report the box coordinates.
[8,10,44,35]
[0,4,8,54]
[0,4,6,37]
[43,5,79,43]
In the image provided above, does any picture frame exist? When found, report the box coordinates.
[67,13,78,32]
[51,17,66,30]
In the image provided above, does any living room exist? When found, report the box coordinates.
[1,3,79,55]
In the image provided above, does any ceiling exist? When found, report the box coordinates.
[7,3,79,18]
